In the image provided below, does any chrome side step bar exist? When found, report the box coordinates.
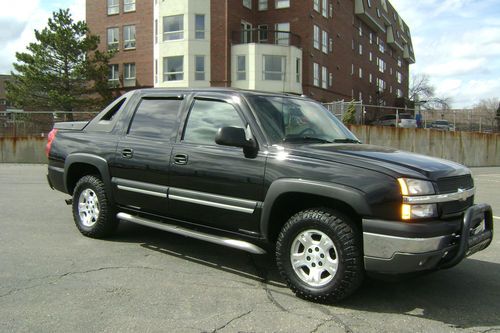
[116,212,266,255]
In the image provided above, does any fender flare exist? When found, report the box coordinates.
[260,178,372,240]
[64,153,114,202]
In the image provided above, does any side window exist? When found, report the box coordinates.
[101,97,126,121]
[128,98,181,139]
[183,100,245,145]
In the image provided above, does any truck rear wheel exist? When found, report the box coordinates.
[276,208,363,302]
[72,175,118,238]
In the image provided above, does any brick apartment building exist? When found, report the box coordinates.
[0,75,13,112]
[86,0,414,108]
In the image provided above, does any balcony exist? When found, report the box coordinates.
[231,29,301,48]
[230,29,303,94]
[354,0,386,33]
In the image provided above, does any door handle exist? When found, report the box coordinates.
[173,154,188,165]
[122,148,134,158]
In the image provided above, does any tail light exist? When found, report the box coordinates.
[45,129,58,157]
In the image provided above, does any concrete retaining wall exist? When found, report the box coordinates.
[1,128,499,167]
[350,126,500,167]
[0,137,47,163]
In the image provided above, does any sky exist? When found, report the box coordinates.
[390,0,500,108]
[0,0,498,108]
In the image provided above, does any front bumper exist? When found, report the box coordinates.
[363,203,494,274]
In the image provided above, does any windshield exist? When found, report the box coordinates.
[247,95,359,145]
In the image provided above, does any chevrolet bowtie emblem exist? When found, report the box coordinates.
[457,188,467,202]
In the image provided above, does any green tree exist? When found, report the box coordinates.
[342,100,357,125]
[6,9,114,113]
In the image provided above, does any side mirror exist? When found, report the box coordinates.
[215,126,256,149]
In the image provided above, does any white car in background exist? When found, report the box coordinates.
[372,113,417,128]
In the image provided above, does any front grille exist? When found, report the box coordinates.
[436,175,474,194]
[440,196,474,216]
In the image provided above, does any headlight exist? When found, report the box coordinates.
[402,204,438,220]
[397,178,435,196]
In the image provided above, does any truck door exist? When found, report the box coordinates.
[168,94,266,235]
[110,94,183,216]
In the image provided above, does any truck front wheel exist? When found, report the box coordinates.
[72,175,118,238]
[276,208,363,302]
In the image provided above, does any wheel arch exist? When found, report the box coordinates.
[261,179,371,242]
[64,154,113,202]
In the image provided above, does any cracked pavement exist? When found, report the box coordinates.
[0,164,499,332]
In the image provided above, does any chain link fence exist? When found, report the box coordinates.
[323,101,499,132]
[1,104,498,138]
[0,110,99,137]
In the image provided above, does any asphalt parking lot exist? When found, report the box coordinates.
[1,164,499,333]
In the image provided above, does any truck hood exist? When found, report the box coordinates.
[287,143,470,180]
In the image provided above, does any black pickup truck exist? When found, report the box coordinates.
[47,88,494,302]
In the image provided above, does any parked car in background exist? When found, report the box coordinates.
[430,120,455,131]
[372,113,417,128]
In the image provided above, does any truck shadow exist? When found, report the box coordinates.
[111,222,500,329]
[342,259,500,329]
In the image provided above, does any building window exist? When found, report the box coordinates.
[351,64,354,75]
[369,51,372,62]
[329,73,333,87]
[322,31,328,53]
[275,22,290,46]
[313,63,319,87]
[241,21,252,43]
[107,27,119,50]
[329,3,333,17]
[358,44,362,55]
[155,59,158,83]
[359,67,363,78]
[194,55,205,81]
[108,64,119,86]
[243,0,251,9]
[314,0,320,12]
[263,55,286,81]
[259,0,268,10]
[163,56,184,81]
[296,58,301,83]
[359,25,362,36]
[123,25,136,49]
[329,38,333,52]
[237,55,246,80]
[275,0,290,9]
[107,0,119,15]
[313,25,320,49]
[321,66,327,89]
[322,0,328,17]
[378,38,385,53]
[397,88,403,98]
[397,71,402,84]
[258,24,268,42]
[359,92,363,101]
[398,57,402,67]
[124,63,136,87]
[367,0,372,7]
[163,15,184,41]
[154,19,158,44]
[369,32,373,44]
[377,58,386,73]
[377,78,386,91]
[369,73,372,83]
[195,14,205,39]
[124,0,135,12]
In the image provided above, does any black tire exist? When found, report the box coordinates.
[72,175,118,238]
[276,208,363,303]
